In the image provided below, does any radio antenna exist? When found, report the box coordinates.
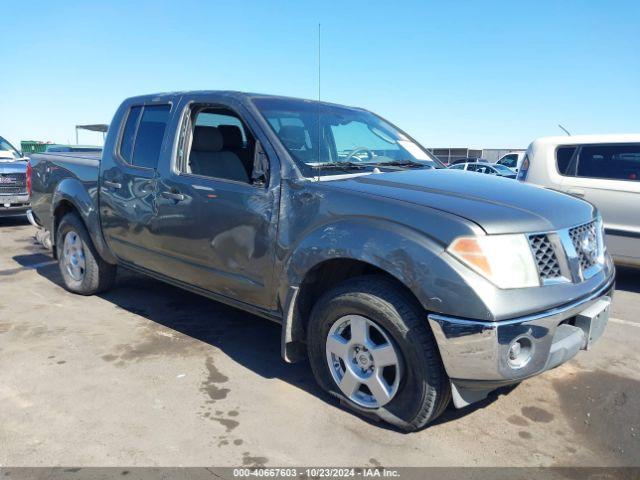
[558,124,571,136]
[316,22,321,181]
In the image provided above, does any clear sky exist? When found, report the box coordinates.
[2,0,638,150]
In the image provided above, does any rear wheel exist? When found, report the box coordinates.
[307,275,451,431]
[56,212,116,295]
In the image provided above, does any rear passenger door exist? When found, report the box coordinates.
[560,143,640,264]
[100,103,173,269]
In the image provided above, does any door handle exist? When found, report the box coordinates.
[567,188,585,198]
[161,191,185,201]
[103,180,122,189]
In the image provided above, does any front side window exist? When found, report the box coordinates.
[576,144,640,181]
[178,106,259,184]
[499,154,517,168]
[253,97,443,176]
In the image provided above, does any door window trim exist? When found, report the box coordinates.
[115,102,173,172]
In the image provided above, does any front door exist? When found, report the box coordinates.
[150,98,280,310]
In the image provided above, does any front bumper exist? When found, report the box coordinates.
[0,194,30,217]
[427,274,615,407]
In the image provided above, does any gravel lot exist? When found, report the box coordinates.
[0,216,638,467]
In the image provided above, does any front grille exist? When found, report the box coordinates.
[529,234,562,280]
[0,173,26,185]
[0,173,27,195]
[569,221,599,271]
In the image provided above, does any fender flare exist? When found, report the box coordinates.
[277,218,488,362]
[51,178,117,265]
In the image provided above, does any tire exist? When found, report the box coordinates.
[56,212,116,295]
[307,275,451,431]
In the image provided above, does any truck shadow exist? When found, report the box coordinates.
[14,251,508,432]
[614,266,640,294]
[0,216,29,228]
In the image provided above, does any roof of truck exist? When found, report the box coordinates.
[125,90,365,110]
[530,133,640,148]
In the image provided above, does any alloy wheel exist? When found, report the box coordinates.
[63,231,86,281]
[325,314,401,408]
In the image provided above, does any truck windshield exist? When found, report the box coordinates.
[0,136,22,160]
[253,97,443,176]
[493,164,516,174]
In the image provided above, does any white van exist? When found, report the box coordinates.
[519,134,640,267]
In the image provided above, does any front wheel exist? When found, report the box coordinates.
[56,212,116,295]
[307,275,451,431]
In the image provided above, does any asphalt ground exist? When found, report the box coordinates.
[0,216,638,467]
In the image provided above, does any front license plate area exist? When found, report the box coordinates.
[575,297,611,350]
[1,196,26,207]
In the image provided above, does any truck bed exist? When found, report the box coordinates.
[29,151,102,232]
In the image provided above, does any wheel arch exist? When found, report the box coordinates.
[278,219,446,362]
[52,178,117,264]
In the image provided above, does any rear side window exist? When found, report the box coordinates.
[119,104,170,169]
[556,146,577,175]
[119,106,142,163]
[132,105,171,169]
[577,144,640,181]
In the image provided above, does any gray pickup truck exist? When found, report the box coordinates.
[29,91,615,431]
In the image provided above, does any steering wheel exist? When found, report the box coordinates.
[344,146,374,163]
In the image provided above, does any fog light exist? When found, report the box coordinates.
[507,336,533,369]
[509,342,521,360]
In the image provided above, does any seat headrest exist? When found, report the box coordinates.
[278,125,306,149]
[192,126,223,152]
[218,125,244,149]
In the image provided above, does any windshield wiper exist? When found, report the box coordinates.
[366,160,431,169]
[315,161,367,170]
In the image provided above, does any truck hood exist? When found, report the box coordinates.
[0,151,22,162]
[329,169,595,234]
[0,160,27,174]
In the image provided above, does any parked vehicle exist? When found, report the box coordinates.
[29,92,614,431]
[449,162,517,178]
[0,136,30,217]
[519,134,640,268]
[496,151,526,171]
[449,157,489,166]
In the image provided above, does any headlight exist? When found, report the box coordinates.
[447,234,539,289]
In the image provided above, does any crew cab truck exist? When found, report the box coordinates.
[29,91,615,431]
